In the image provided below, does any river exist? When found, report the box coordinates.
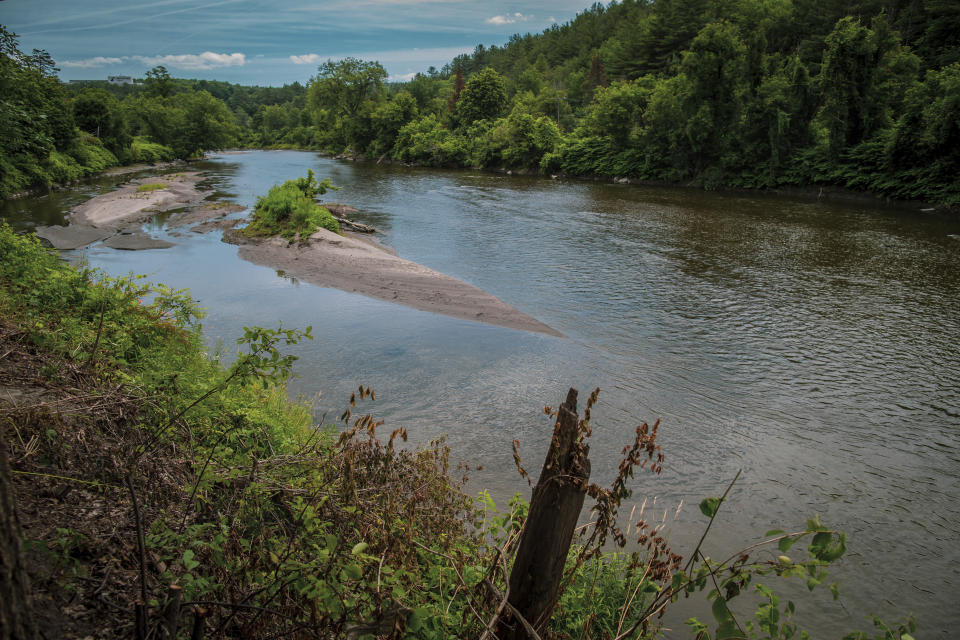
[3,150,958,636]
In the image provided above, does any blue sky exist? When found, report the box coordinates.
[1,0,587,85]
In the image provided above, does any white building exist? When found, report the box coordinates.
[107,75,134,85]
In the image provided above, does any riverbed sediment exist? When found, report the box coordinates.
[223,227,563,337]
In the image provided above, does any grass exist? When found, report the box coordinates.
[136,182,168,193]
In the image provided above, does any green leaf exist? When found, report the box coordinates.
[351,542,369,555]
[407,607,430,632]
[765,529,786,537]
[829,583,840,600]
[343,564,362,580]
[778,537,797,553]
[700,497,722,518]
[712,597,745,639]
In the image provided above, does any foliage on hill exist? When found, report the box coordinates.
[242,170,341,240]
[6,0,958,204]
[298,0,958,205]
[1,30,239,198]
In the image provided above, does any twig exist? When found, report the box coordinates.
[698,549,745,637]
[83,299,106,370]
[482,579,544,640]
[684,469,741,573]
[125,471,149,611]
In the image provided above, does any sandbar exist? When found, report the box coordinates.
[224,228,562,337]
[70,172,207,229]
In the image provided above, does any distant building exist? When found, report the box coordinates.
[107,75,134,85]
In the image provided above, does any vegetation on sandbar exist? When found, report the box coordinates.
[241,169,341,240]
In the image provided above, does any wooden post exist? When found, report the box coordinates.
[498,388,591,639]
[0,429,40,640]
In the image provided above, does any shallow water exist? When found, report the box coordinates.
[4,150,959,636]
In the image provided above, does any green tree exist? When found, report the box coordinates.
[170,91,237,157]
[72,88,130,156]
[144,65,173,98]
[816,17,884,156]
[308,58,387,120]
[678,21,748,176]
[454,67,508,127]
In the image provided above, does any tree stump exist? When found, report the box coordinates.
[498,387,591,639]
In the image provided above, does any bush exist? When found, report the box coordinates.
[243,170,340,240]
[130,137,176,163]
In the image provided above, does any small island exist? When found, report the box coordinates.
[224,171,562,336]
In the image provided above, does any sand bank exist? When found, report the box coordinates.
[70,172,207,229]
[223,228,562,337]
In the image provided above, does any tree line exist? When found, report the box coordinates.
[302,0,958,205]
[3,0,959,205]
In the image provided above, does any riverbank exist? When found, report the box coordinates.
[325,150,955,215]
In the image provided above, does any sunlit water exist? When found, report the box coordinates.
[4,150,958,636]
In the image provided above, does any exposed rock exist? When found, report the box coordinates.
[166,202,245,229]
[102,233,174,250]
[191,218,240,234]
[34,225,114,250]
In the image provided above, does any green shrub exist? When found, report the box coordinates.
[243,170,340,240]
[130,137,176,163]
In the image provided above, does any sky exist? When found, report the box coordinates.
[1,0,588,86]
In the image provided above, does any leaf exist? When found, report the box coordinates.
[712,597,745,639]
[343,564,362,580]
[351,542,368,555]
[700,496,722,518]
[778,537,797,553]
[765,529,786,537]
[407,607,430,632]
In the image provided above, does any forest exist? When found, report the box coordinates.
[2,0,959,203]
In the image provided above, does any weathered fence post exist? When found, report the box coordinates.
[1,429,40,640]
[498,387,591,639]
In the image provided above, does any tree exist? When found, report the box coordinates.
[816,16,900,156]
[447,65,465,112]
[678,21,748,175]
[0,433,39,640]
[144,65,173,98]
[454,67,508,127]
[72,88,130,156]
[308,57,387,119]
[582,52,609,101]
[170,91,237,157]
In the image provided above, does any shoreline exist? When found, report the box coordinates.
[281,148,954,215]
[29,163,562,336]
[223,227,563,337]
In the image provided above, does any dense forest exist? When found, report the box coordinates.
[2,0,959,204]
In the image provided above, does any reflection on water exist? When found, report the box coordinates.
[4,151,959,636]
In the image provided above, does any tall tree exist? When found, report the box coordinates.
[144,65,173,98]
[447,65,465,112]
[308,58,387,119]
[454,67,508,126]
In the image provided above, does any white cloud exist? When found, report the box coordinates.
[389,72,417,82]
[58,56,127,68]
[135,52,246,70]
[290,54,323,65]
[486,12,532,25]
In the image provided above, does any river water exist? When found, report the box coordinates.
[3,150,958,636]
